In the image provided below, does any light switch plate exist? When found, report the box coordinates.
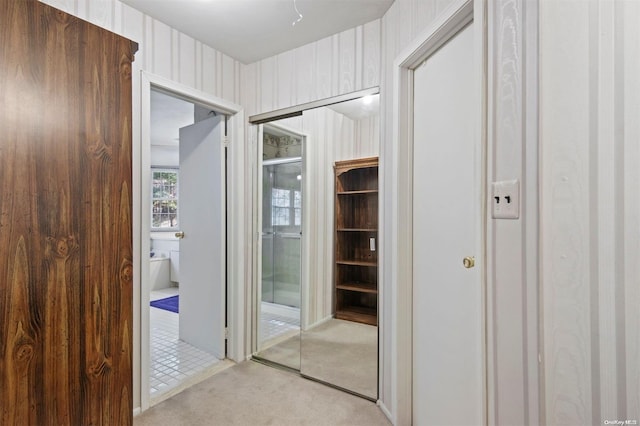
[492,180,520,219]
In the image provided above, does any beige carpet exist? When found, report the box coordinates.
[300,319,377,399]
[255,332,301,370]
[134,360,390,426]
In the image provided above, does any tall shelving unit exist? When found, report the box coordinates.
[334,157,378,326]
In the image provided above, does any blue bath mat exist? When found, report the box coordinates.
[150,295,179,313]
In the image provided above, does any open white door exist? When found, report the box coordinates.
[412,22,483,425]
[178,115,226,359]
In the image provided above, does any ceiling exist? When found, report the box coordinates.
[121,0,394,64]
[151,90,194,146]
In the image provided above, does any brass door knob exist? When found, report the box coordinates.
[463,256,475,268]
[175,231,185,239]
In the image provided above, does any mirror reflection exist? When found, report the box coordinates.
[255,121,304,370]
[253,91,379,400]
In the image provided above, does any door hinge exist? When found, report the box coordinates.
[225,327,229,339]
[223,135,230,147]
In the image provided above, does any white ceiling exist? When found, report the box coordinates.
[121,0,394,64]
[151,90,194,146]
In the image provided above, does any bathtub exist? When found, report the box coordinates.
[150,255,172,291]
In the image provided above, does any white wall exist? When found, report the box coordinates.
[150,146,179,167]
[242,20,381,116]
[540,1,640,424]
[485,0,541,424]
[38,0,243,413]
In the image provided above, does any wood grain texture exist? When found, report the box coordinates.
[39,0,243,105]
[623,2,640,418]
[37,0,245,411]
[485,0,541,424]
[541,0,640,424]
[334,158,379,326]
[0,1,135,424]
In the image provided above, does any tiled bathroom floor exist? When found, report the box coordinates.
[150,288,220,399]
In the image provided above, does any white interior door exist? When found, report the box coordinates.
[412,22,483,425]
[178,115,226,359]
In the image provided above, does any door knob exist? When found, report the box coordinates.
[175,231,184,239]
[463,256,475,269]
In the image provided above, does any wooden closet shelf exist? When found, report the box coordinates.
[336,260,377,267]
[337,283,378,294]
[336,190,378,195]
[336,307,377,326]
[334,157,379,326]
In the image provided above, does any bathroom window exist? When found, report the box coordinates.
[294,190,301,226]
[152,168,178,229]
[271,188,301,227]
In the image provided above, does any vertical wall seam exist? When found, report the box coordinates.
[519,0,530,422]
[588,1,601,424]
[489,1,501,422]
[149,18,154,74]
[614,0,627,418]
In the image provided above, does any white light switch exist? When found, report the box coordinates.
[492,180,520,219]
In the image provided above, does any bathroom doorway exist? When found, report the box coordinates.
[138,71,246,413]
[147,89,226,402]
[140,79,240,408]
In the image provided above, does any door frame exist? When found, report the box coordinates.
[389,0,487,424]
[138,71,246,411]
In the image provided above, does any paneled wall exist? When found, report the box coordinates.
[242,20,381,115]
[486,0,541,424]
[540,1,640,424]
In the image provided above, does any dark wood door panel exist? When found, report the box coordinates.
[0,1,136,424]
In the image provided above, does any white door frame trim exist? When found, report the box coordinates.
[388,0,487,424]
[138,71,246,412]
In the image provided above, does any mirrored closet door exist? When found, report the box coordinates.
[254,122,304,371]
[251,89,380,401]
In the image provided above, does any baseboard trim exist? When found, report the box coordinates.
[377,400,393,423]
[133,407,142,417]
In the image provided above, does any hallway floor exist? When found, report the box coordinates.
[150,288,221,400]
[135,360,390,426]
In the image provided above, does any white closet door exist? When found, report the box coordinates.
[412,22,483,425]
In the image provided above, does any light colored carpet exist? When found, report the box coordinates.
[134,360,390,426]
[255,332,301,370]
[300,319,377,399]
